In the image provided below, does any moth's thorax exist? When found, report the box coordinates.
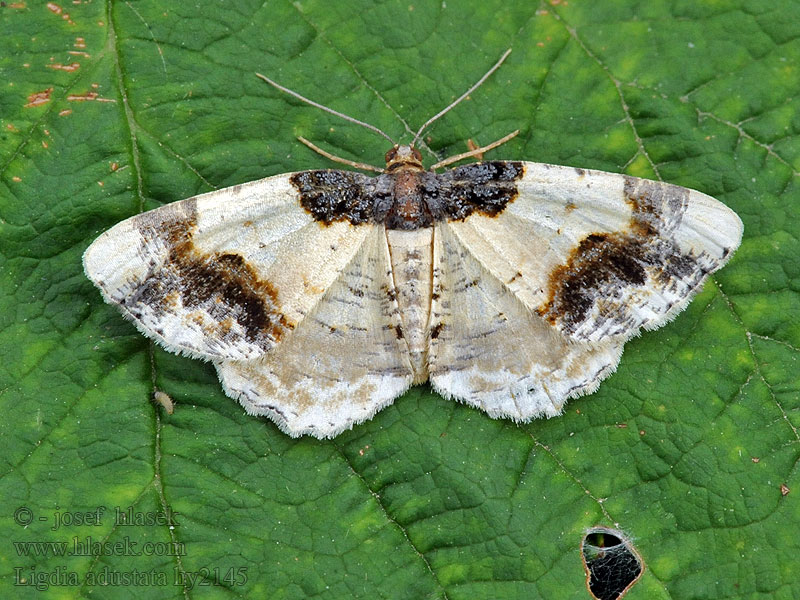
[384,146,431,228]
[385,162,433,229]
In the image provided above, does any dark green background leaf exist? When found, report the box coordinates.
[1,1,798,598]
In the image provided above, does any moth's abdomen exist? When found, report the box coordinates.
[385,228,434,383]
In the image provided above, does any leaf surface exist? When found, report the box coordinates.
[1,1,798,598]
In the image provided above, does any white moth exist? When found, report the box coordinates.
[84,50,743,438]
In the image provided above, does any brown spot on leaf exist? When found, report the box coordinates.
[47,2,74,24]
[67,91,106,102]
[47,62,80,72]
[24,88,53,108]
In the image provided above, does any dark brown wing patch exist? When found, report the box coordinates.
[538,176,710,335]
[121,199,292,349]
[435,161,525,221]
[291,170,380,226]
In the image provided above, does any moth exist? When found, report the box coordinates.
[83,50,743,438]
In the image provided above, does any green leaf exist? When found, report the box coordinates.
[1,1,798,598]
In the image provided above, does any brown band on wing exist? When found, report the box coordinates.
[123,199,292,349]
[538,233,648,330]
[538,176,704,333]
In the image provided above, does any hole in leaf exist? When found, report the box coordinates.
[581,527,643,600]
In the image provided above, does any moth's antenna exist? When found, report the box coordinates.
[256,73,397,145]
[411,48,512,147]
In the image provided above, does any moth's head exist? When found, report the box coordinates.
[385,145,424,172]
